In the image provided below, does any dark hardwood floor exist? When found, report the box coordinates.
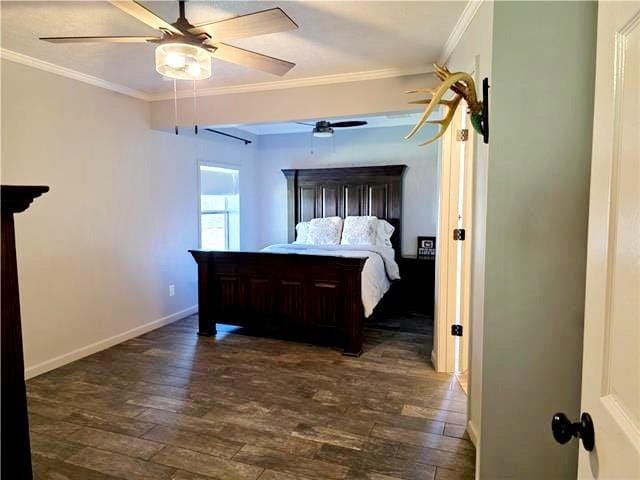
[26,313,474,480]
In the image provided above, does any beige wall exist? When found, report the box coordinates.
[445,0,494,455]
[1,59,259,377]
[480,2,596,478]
[150,73,439,130]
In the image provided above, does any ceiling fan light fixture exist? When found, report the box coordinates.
[313,126,334,138]
[165,52,186,69]
[155,43,211,80]
[186,62,202,77]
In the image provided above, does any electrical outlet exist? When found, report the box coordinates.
[169,285,175,297]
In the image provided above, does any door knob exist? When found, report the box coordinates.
[552,412,595,451]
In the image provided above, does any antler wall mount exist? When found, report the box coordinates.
[405,64,489,146]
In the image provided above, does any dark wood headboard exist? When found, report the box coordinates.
[282,165,407,255]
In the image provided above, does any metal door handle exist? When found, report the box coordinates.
[552,412,595,451]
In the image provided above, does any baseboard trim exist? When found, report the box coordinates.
[25,305,197,379]
[430,349,438,370]
[467,419,479,447]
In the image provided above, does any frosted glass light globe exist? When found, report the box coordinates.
[186,62,202,77]
[165,53,186,69]
[155,43,211,80]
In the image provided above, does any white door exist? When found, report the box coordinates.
[578,2,640,478]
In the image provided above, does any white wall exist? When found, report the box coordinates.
[254,125,440,256]
[445,0,494,454]
[0,59,259,377]
[0,58,437,377]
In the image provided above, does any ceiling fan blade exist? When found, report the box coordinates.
[208,43,295,76]
[190,8,298,42]
[109,1,183,35]
[329,121,368,128]
[40,35,160,43]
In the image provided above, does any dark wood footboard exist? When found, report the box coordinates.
[189,250,367,356]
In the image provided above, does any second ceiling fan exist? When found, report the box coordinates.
[40,0,298,79]
[298,120,369,138]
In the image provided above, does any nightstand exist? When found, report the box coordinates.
[398,255,435,316]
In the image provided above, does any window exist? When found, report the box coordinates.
[199,165,240,250]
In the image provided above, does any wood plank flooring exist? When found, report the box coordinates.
[27,313,474,480]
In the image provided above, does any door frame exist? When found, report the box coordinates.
[433,60,477,374]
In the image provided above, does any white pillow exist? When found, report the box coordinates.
[376,219,395,247]
[308,217,344,245]
[293,221,310,244]
[341,216,378,245]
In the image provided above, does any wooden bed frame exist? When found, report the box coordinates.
[190,164,406,356]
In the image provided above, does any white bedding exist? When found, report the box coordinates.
[261,244,400,317]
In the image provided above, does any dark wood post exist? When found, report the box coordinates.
[191,251,217,337]
[282,169,297,243]
[342,261,365,356]
[1,185,49,480]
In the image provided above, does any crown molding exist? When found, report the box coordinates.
[0,48,152,101]
[0,47,433,103]
[148,66,434,101]
[437,0,485,65]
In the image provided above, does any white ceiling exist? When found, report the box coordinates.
[221,111,424,136]
[1,1,466,95]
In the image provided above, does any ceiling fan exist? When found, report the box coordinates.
[40,0,298,79]
[298,120,369,138]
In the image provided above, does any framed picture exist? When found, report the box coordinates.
[417,236,436,260]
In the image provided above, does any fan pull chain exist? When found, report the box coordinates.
[193,80,198,135]
[173,79,179,135]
